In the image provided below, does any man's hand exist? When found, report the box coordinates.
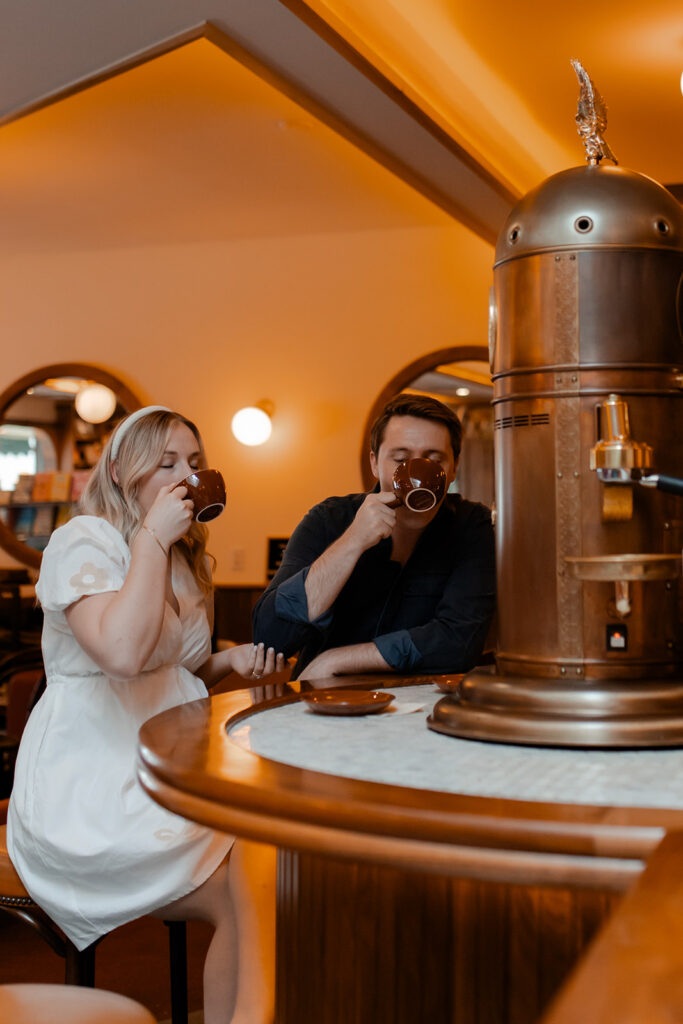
[345,491,396,553]
[300,642,391,686]
[303,493,396,622]
[298,648,344,684]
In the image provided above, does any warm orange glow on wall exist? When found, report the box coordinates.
[0,39,494,581]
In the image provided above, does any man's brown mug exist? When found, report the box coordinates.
[390,458,447,512]
[179,469,226,523]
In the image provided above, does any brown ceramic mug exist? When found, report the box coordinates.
[390,458,447,512]
[178,468,226,523]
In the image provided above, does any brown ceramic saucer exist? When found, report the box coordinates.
[302,689,395,716]
[434,674,465,693]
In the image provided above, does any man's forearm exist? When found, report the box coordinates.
[304,491,397,621]
[300,641,391,681]
[304,531,365,620]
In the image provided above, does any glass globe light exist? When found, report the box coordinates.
[231,406,272,446]
[75,384,117,424]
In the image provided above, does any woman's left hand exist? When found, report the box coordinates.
[230,641,283,677]
[231,642,288,704]
[199,643,286,697]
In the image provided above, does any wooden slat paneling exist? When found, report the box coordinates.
[276,851,617,1024]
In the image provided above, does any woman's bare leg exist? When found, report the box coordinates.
[155,855,237,1024]
[226,839,276,1024]
[154,839,276,1024]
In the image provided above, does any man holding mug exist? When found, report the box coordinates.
[253,395,495,681]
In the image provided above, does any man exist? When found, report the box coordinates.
[253,394,495,681]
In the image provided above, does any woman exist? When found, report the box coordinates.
[8,406,283,1024]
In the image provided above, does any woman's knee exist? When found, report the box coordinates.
[155,855,233,926]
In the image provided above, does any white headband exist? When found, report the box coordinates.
[110,406,171,461]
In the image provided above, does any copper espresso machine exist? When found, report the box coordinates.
[429,62,683,747]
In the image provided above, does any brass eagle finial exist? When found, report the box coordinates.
[570,58,618,166]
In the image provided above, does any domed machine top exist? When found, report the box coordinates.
[430,62,683,747]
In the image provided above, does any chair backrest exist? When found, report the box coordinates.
[5,668,45,741]
[0,647,45,741]
[0,647,44,683]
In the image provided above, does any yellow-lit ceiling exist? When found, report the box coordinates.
[0,38,453,255]
[452,0,683,186]
[0,0,680,262]
[305,0,683,192]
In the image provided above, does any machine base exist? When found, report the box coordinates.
[427,665,683,748]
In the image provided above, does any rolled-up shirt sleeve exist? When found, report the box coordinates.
[374,629,422,671]
[273,568,333,629]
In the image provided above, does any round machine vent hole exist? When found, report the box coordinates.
[508,226,520,244]
[656,219,670,235]
[574,216,593,233]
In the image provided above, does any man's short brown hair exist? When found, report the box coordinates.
[370,394,462,460]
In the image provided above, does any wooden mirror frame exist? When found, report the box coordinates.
[360,345,490,490]
[0,363,141,568]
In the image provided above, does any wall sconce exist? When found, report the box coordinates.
[75,383,117,424]
[231,402,274,446]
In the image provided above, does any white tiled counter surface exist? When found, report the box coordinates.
[228,683,683,809]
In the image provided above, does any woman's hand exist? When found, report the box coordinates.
[229,642,288,704]
[231,641,285,679]
[143,483,194,551]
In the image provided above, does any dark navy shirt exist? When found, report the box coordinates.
[252,491,495,677]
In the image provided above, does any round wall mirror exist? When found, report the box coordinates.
[360,346,493,506]
[0,364,141,568]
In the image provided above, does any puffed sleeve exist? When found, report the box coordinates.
[36,515,129,613]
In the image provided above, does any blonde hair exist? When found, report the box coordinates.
[79,409,215,595]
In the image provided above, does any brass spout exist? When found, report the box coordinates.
[590,394,653,473]
[590,394,653,521]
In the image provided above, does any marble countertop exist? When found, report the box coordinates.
[228,684,683,809]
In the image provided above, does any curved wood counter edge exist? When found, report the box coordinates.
[542,830,683,1023]
[136,685,683,891]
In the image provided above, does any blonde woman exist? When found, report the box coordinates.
[8,407,283,1024]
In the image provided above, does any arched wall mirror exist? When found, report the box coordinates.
[0,364,141,568]
[360,346,493,506]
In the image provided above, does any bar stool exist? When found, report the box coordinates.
[0,824,188,1023]
[0,983,157,1022]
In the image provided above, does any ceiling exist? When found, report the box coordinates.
[451,0,683,188]
[0,39,451,254]
[0,0,680,260]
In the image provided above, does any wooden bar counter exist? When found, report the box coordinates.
[137,678,683,1023]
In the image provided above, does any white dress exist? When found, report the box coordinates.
[7,515,233,950]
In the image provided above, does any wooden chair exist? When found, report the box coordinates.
[0,806,188,1024]
[0,983,157,1023]
[0,647,45,797]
